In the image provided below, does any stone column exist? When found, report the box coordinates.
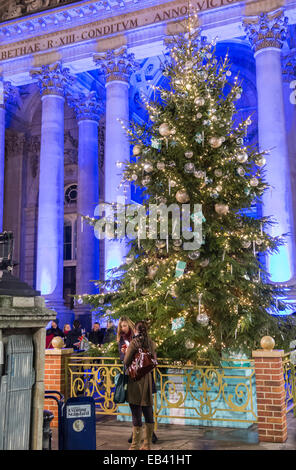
[68,92,101,330]
[0,80,16,232]
[31,63,74,323]
[252,336,287,443]
[244,10,295,286]
[94,47,137,278]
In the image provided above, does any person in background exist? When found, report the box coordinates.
[65,319,82,350]
[63,323,71,339]
[103,320,116,344]
[123,321,157,450]
[45,319,63,348]
[88,322,104,346]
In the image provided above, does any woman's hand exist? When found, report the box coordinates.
[121,345,127,354]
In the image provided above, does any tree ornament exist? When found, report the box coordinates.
[147,265,159,279]
[256,157,266,167]
[77,297,83,304]
[157,162,165,170]
[194,97,205,106]
[209,136,223,148]
[142,176,151,185]
[242,240,251,249]
[159,123,171,136]
[214,169,223,177]
[125,254,134,264]
[176,189,190,203]
[151,138,162,149]
[188,251,200,260]
[215,203,229,216]
[184,162,195,173]
[156,240,166,249]
[196,313,209,326]
[144,162,153,173]
[99,297,104,305]
[196,113,202,119]
[237,166,245,176]
[200,258,210,267]
[250,177,259,187]
[173,239,183,247]
[172,317,185,331]
[133,144,142,156]
[194,170,206,179]
[195,132,204,144]
[175,261,187,278]
[237,152,248,163]
[185,151,193,159]
[131,173,138,181]
[185,339,195,349]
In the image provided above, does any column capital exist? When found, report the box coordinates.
[0,79,18,108]
[93,46,138,84]
[30,62,75,98]
[282,52,296,82]
[68,91,102,123]
[244,8,288,54]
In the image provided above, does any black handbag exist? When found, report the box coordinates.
[114,368,128,404]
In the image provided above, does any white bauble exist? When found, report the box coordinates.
[159,123,171,136]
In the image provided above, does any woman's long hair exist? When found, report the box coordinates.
[116,316,135,342]
[134,321,150,350]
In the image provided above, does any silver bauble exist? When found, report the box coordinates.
[188,251,200,260]
[196,313,209,326]
[144,162,153,173]
[237,167,245,176]
[200,258,210,268]
[256,157,266,167]
[237,152,248,163]
[185,151,193,159]
[250,177,259,187]
[157,162,166,170]
[209,136,223,148]
[215,203,229,216]
[214,169,223,177]
[133,144,142,156]
[242,240,251,249]
[184,162,195,173]
[185,339,195,349]
[159,123,171,136]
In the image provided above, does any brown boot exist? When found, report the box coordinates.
[129,426,143,450]
[140,423,154,450]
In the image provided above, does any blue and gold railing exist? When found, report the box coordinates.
[65,356,259,428]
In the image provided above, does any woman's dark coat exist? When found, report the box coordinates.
[123,336,156,406]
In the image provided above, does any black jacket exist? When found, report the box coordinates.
[46,326,63,337]
[88,330,105,346]
[65,328,82,350]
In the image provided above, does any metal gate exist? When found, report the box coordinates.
[0,334,35,450]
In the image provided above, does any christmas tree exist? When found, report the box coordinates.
[80,25,296,364]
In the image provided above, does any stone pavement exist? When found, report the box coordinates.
[51,411,296,451]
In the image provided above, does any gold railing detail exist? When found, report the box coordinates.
[66,356,258,427]
[283,352,296,416]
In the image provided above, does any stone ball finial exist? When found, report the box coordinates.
[260,336,275,351]
[51,336,65,349]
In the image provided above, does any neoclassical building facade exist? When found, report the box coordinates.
[0,0,296,329]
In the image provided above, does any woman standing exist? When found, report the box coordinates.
[123,321,157,450]
[117,316,135,361]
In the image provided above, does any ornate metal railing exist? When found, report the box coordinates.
[65,356,258,428]
[283,352,296,416]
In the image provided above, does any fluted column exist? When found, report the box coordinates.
[68,92,101,329]
[0,80,16,232]
[94,47,137,278]
[244,10,295,286]
[31,63,74,321]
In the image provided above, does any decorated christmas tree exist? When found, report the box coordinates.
[80,24,296,364]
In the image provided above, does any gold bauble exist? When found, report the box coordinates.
[260,336,275,351]
[209,136,223,148]
[176,189,190,203]
[51,336,65,349]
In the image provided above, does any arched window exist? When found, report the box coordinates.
[64,184,78,205]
